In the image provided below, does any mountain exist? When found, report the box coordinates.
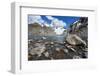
[28,23,43,36]
[65,17,88,46]
[28,23,56,36]
[69,17,88,42]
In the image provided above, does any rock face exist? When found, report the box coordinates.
[65,17,88,58]
[66,17,88,46]
[69,17,88,42]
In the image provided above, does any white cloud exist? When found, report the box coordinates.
[46,16,67,28]
[51,19,66,28]
[54,28,65,35]
[28,15,44,25]
[53,20,66,35]
[46,16,54,20]
[46,16,67,35]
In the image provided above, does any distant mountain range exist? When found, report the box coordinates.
[28,22,66,36]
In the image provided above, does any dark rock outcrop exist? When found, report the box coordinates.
[69,17,88,42]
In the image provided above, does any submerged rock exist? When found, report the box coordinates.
[42,36,46,40]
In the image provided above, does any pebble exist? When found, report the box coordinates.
[63,49,68,53]
[44,52,49,57]
[51,45,54,48]
[50,42,54,45]
[64,42,66,44]
[55,48,60,52]
[73,55,81,59]
[44,42,49,45]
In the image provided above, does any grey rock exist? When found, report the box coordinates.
[63,49,69,53]
[44,52,49,57]
[73,55,81,59]
[66,34,86,46]
[55,47,60,52]
[29,43,46,57]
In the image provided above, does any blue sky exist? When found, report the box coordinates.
[42,15,80,28]
[28,15,80,29]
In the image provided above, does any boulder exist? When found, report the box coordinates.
[63,49,69,53]
[73,55,81,59]
[66,34,86,46]
[29,43,46,57]
[44,52,49,57]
